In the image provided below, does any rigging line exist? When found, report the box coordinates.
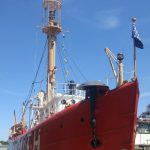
[60,43,79,82]
[25,39,48,106]
[59,33,87,82]
[33,79,44,84]
[58,35,87,82]
[57,40,70,83]
[57,43,68,83]
[18,39,48,121]
[61,48,79,82]
[63,48,88,81]
[57,37,78,82]
[63,52,80,83]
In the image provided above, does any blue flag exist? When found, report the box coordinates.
[132,23,144,49]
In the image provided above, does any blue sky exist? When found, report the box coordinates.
[0,0,150,140]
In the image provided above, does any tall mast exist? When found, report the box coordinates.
[43,0,62,101]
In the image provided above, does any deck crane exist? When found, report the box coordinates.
[104,48,124,86]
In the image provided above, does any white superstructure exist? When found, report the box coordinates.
[135,104,150,148]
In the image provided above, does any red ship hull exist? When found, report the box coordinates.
[8,81,139,150]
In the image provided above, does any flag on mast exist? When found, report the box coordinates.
[132,21,144,49]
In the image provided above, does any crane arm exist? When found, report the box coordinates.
[104,48,119,85]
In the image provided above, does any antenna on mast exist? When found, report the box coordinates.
[42,0,62,102]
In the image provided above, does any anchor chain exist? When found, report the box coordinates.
[87,87,100,148]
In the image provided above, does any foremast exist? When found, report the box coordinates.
[43,0,62,102]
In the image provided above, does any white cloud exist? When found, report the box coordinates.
[95,9,121,30]
[140,92,150,98]
[65,7,121,30]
